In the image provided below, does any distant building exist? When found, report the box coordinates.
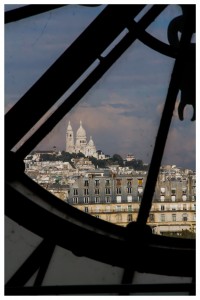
[66,120,98,158]
[96,150,110,160]
[24,149,196,237]
[24,136,196,237]
[126,154,135,161]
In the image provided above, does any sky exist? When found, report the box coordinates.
[4,3,196,170]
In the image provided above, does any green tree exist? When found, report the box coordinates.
[179,229,196,239]
[89,157,108,168]
[112,154,124,166]
[125,159,149,171]
[76,152,85,158]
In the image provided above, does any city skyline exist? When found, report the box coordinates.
[5,4,196,170]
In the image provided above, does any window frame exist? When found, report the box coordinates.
[5,4,196,295]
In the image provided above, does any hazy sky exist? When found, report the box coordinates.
[5,4,196,170]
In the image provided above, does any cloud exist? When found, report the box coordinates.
[5,4,195,170]
[162,119,195,169]
[35,82,195,170]
[36,96,157,161]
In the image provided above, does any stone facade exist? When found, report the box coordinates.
[24,151,196,237]
[67,169,196,236]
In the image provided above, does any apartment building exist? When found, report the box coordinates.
[67,169,196,236]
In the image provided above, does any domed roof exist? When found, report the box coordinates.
[76,121,86,138]
[88,136,94,146]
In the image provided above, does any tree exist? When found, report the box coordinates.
[89,157,108,168]
[124,159,149,171]
[163,229,195,239]
[112,154,124,166]
[179,229,196,239]
[76,152,85,158]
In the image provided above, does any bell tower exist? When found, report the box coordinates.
[66,121,74,153]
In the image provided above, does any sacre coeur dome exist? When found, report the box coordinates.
[76,121,86,138]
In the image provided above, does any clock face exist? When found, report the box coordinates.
[5,4,196,295]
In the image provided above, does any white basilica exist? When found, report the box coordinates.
[66,121,98,158]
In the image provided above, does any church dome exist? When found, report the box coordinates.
[76,121,86,138]
[88,136,94,146]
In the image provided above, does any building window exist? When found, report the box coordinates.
[127,179,132,187]
[127,187,132,194]
[160,187,165,195]
[182,213,188,221]
[138,187,143,194]
[105,196,111,203]
[182,195,187,201]
[161,214,165,222]
[193,204,196,211]
[160,195,165,202]
[116,187,121,194]
[116,214,122,222]
[171,205,177,211]
[84,197,89,204]
[84,180,89,187]
[171,195,176,202]
[171,189,176,200]
[84,189,89,195]
[172,214,176,222]
[182,188,187,194]
[95,196,100,203]
[137,178,143,186]
[73,188,78,195]
[116,179,122,186]
[105,180,110,186]
[192,195,196,201]
[149,214,154,222]
[105,188,111,195]
[128,205,132,212]
[127,214,132,222]
[161,205,165,211]
[116,196,121,203]
[116,205,121,212]
[84,207,89,213]
[183,204,187,211]
[193,213,196,221]
[73,197,78,204]
[95,188,100,195]
[127,195,132,202]
[95,180,99,187]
